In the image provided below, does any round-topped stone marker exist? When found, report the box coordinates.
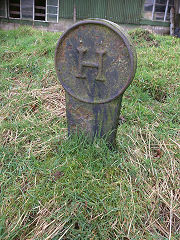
[55,19,136,104]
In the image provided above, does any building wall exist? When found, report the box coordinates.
[1,0,179,34]
[59,0,144,24]
[0,17,170,35]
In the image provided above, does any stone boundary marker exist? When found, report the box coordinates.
[55,19,137,145]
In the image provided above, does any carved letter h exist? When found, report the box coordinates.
[76,46,106,81]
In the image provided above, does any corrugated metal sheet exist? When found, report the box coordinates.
[59,0,144,24]
[59,0,73,19]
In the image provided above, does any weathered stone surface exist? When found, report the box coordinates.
[55,19,137,144]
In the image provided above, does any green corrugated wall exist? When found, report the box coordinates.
[59,0,145,24]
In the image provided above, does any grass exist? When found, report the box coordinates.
[0,27,179,239]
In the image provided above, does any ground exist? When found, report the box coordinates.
[0,27,179,239]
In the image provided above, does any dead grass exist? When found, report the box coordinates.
[31,85,66,118]
[0,27,179,239]
[3,200,69,240]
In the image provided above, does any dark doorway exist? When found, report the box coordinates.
[9,0,20,18]
[34,0,46,21]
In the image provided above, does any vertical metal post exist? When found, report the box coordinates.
[164,0,169,21]
[33,0,35,22]
[152,0,156,20]
[20,0,22,19]
[45,0,47,22]
[3,0,7,18]
[57,0,59,22]
[170,7,175,35]
[6,0,8,18]
[73,0,76,23]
